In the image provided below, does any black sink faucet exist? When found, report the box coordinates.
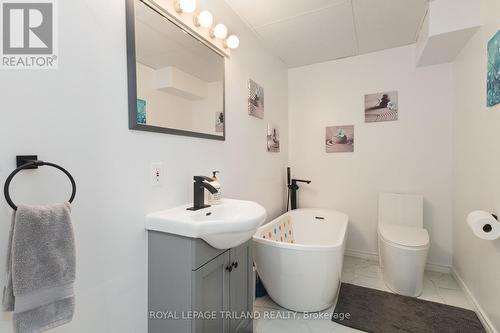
[187,176,218,211]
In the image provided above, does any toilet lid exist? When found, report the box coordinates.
[379,223,429,247]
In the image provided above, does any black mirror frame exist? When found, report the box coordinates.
[125,0,226,141]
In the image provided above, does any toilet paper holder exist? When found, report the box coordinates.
[483,213,498,233]
[467,211,500,240]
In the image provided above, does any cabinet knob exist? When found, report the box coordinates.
[225,265,233,272]
[232,261,238,269]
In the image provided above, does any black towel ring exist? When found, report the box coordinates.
[3,160,76,211]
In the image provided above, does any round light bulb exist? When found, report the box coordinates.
[197,10,213,28]
[226,35,239,49]
[179,0,196,13]
[213,23,228,39]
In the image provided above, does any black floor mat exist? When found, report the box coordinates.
[332,283,486,333]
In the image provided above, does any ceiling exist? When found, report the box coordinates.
[225,0,429,68]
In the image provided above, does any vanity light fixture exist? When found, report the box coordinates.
[194,10,213,28]
[211,23,228,39]
[175,0,196,13]
[224,35,239,49]
[172,2,240,51]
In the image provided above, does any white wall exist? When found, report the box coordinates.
[415,0,480,68]
[452,0,500,331]
[288,45,454,266]
[137,63,194,130]
[429,0,480,35]
[0,0,288,332]
[191,81,224,135]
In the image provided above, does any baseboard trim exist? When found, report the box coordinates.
[345,249,379,262]
[451,267,498,333]
[345,248,451,273]
[425,262,451,274]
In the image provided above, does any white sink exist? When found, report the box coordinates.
[145,199,267,249]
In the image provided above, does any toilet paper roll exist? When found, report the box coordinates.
[467,211,500,240]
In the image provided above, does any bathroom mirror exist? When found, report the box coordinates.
[126,0,225,140]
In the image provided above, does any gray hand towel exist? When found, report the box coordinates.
[3,203,76,333]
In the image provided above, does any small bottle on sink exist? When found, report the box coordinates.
[208,171,222,205]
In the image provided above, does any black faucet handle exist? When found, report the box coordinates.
[194,175,212,183]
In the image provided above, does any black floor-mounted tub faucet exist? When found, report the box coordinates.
[287,167,311,210]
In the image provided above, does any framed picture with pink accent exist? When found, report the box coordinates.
[364,91,398,122]
[325,125,354,153]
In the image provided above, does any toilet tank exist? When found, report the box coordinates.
[378,192,423,228]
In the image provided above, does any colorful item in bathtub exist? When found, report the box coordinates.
[262,218,294,243]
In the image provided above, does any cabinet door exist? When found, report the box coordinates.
[230,242,253,333]
[192,251,230,333]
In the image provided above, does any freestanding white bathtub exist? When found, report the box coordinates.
[253,208,348,312]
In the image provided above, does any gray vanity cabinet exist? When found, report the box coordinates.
[148,231,253,333]
[192,251,230,333]
[229,244,253,333]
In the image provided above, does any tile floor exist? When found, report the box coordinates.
[253,256,474,333]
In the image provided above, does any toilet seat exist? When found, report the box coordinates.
[378,223,429,248]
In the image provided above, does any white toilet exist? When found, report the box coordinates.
[378,192,430,297]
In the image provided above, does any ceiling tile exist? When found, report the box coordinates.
[353,0,428,54]
[225,0,428,67]
[225,0,349,28]
[254,1,357,67]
